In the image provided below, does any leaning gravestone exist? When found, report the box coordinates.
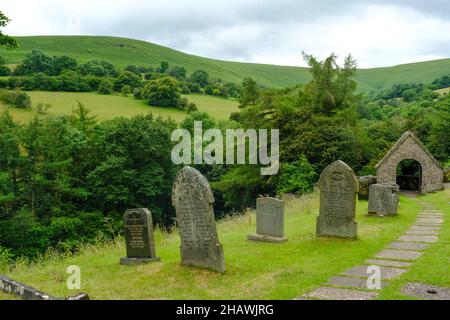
[316,160,359,239]
[120,208,160,265]
[248,197,287,242]
[171,166,226,273]
[368,183,400,216]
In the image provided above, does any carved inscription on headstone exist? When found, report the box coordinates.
[120,208,160,265]
[316,160,359,239]
[172,166,225,273]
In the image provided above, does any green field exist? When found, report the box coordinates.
[1,189,448,300]
[1,36,449,91]
[0,91,239,123]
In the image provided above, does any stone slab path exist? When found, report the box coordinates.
[297,202,445,300]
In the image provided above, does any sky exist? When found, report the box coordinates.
[1,0,450,68]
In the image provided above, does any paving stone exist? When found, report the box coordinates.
[406,229,439,236]
[342,265,407,279]
[410,225,440,231]
[366,259,411,268]
[401,282,450,300]
[418,215,443,219]
[416,218,444,224]
[398,235,438,243]
[388,241,429,251]
[375,249,423,261]
[328,276,386,289]
[303,287,378,300]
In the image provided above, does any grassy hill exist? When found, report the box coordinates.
[1,36,449,91]
[1,189,448,300]
[0,92,239,123]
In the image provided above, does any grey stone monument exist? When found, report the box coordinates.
[120,208,160,265]
[248,197,287,243]
[316,160,359,239]
[358,175,377,200]
[171,166,226,273]
[368,183,400,216]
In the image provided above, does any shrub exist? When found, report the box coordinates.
[276,155,317,196]
[141,76,181,107]
[98,79,114,94]
[121,85,131,96]
[0,90,32,108]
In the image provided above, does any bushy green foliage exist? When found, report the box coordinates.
[276,155,317,196]
[141,75,181,107]
[0,109,178,259]
[97,78,114,94]
[0,89,31,108]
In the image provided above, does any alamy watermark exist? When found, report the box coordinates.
[66,265,81,290]
[171,121,279,175]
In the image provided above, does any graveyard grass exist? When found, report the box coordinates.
[1,189,449,300]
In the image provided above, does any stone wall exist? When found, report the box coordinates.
[376,133,443,193]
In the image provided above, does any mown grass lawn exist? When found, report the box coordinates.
[3,189,442,300]
[0,91,239,123]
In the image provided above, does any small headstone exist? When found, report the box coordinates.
[172,166,225,273]
[357,175,377,200]
[248,197,287,243]
[316,160,359,239]
[368,183,399,216]
[120,208,160,265]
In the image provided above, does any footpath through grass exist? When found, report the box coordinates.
[377,188,450,299]
[0,92,239,123]
[1,190,432,300]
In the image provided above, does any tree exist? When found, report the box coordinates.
[156,61,169,74]
[79,60,118,77]
[141,76,181,107]
[98,79,114,94]
[302,52,358,115]
[121,85,131,96]
[14,50,53,75]
[0,12,17,49]
[168,66,187,79]
[191,69,209,87]
[114,71,142,91]
[51,55,77,75]
[238,77,259,108]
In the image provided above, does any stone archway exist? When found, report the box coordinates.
[376,131,443,194]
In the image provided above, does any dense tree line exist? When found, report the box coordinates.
[0,51,243,108]
[0,106,178,258]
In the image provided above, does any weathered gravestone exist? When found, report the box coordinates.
[248,197,287,243]
[171,166,226,273]
[358,175,377,200]
[120,208,160,265]
[368,183,400,216]
[316,160,359,239]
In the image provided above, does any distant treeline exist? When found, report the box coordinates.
[0,50,244,109]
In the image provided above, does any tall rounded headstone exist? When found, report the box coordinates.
[316,160,359,239]
[171,166,226,273]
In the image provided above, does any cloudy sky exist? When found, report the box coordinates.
[2,0,449,67]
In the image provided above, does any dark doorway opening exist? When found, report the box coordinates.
[396,159,421,191]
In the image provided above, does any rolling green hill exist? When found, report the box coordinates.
[1,36,449,91]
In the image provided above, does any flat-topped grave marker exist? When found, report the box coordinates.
[248,197,287,243]
[368,183,399,216]
[316,160,359,239]
[172,166,225,273]
[120,208,160,265]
